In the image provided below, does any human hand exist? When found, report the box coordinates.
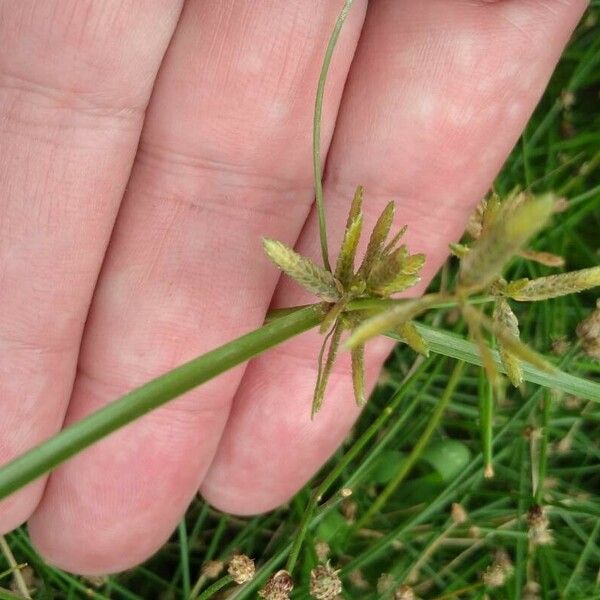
[0,0,587,574]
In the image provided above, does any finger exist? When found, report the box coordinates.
[0,1,182,532]
[202,0,588,514]
[28,0,367,575]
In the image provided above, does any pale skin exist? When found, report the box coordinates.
[0,0,587,575]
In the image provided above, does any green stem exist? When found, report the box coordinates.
[0,537,30,599]
[313,0,354,271]
[265,295,495,321]
[195,575,232,600]
[479,374,494,478]
[178,520,191,599]
[0,305,325,501]
[355,360,465,528]
[533,390,552,504]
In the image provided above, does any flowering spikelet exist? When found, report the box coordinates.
[377,573,394,595]
[367,248,425,296]
[482,563,507,588]
[358,201,395,279]
[523,581,542,600]
[335,215,363,286]
[493,298,523,387]
[263,238,341,302]
[451,502,468,525]
[228,554,255,584]
[263,188,425,415]
[259,570,294,600]
[394,584,417,600]
[518,249,565,267]
[482,548,514,588]
[201,560,224,579]
[527,506,554,546]
[576,298,600,359]
[314,540,330,563]
[459,192,555,290]
[309,563,343,600]
[507,266,600,301]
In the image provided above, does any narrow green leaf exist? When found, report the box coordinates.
[389,324,600,403]
[263,238,340,301]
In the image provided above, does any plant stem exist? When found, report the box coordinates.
[0,305,325,501]
[533,390,552,503]
[265,295,495,321]
[479,374,494,478]
[194,575,232,600]
[0,537,30,599]
[355,360,465,528]
[177,520,191,599]
[313,0,354,271]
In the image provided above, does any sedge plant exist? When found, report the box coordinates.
[1,1,600,599]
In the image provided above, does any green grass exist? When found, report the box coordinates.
[2,9,600,600]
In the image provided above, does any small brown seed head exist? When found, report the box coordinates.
[309,563,342,600]
[482,563,506,588]
[523,581,542,600]
[228,554,255,584]
[527,506,554,546]
[576,299,600,360]
[348,569,369,590]
[394,584,417,600]
[377,573,394,594]
[314,540,330,563]
[259,570,294,599]
[451,502,468,525]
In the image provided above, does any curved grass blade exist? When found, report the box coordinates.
[393,323,600,402]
